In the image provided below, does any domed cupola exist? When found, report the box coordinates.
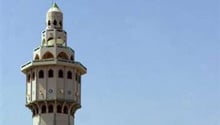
[46,3,63,30]
[42,3,67,46]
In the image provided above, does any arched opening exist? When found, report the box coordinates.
[67,71,72,79]
[32,72,35,80]
[53,20,57,25]
[63,106,68,114]
[59,21,62,26]
[32,109,36,116]
[48,69,54,78]
[27,74,31,82]
[48,105,53,113]
[47,37,53,42]
[42,52,54,59]
[70,107,75,115]
[58,70,63,78]
[39,70,44,78]
[35,54,40,60]
[70,55,74,61]
[36,107,39,114]
[57,52,68,60]
[48,20,51,26]
[41,105,46,113]
[57,105,62,113]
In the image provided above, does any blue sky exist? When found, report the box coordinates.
[0,0,219,125]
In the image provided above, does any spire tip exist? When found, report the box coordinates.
[52,2,59,9]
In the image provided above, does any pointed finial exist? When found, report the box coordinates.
[48,2,62,12]
[52,2,59,9]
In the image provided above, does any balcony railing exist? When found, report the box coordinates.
[75,62,87,70]
[21,61,31,68]
[22,58,86,71]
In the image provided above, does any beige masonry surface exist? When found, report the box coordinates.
[21,3,86,125]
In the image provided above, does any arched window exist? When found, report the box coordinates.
[41,105,46,113]
[39,70,44,78]
[48,20,51,26]
[70,55,74,61]
[67,71,72,79]
[53,20,57,25]
[32,109,36,116]
[35,54,40,60]
[35,106,39,115]
[57,105,62,113]
[70,107,75,115]
[58,70,63,78]
[48,105,53,113]
[47,37,53,42]
[48,69,54,78]
[42,52,54,59]
[36,107,39,114]
[32,72,35,80]
[27,74,31,82]
[59,21,62,26]
[63,106,68,114]
[57,52,68,60]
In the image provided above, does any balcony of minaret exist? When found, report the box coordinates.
[27,101,80,117]
[21,46,86,75]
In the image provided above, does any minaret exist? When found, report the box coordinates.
[21,3,87,125]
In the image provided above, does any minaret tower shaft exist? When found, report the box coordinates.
[21,3,87,125]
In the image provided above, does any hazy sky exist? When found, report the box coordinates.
[0,0,219,125]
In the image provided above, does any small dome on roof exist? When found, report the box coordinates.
[48,3,62,13]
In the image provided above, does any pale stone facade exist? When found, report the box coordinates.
[21,3,87,125]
